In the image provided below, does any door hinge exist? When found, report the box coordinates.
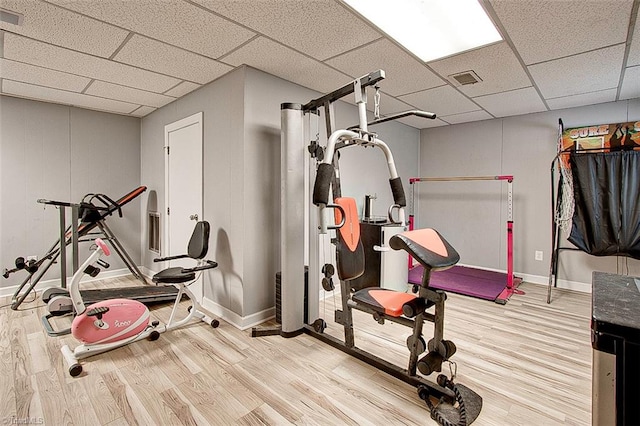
[167,207,170,215]
[165,146,170,155]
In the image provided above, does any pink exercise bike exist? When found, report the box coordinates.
[61,221,219,377]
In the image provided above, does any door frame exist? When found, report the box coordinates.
[163,111,203,259]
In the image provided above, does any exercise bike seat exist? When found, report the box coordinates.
[389,228,459,272]
[152,267,196,284]
[152,221,217,285]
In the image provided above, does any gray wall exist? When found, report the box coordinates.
[0,96,141,292]
[140,66,245,316]
[419,98,640,287]
[241,67,420,317]
[140,66,420,325]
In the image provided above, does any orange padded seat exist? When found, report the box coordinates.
[352,288,416,317]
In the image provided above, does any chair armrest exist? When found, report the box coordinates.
[153,254,188,263]
[181,260,218,273]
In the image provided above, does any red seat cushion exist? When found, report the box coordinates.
[352,287,416,317]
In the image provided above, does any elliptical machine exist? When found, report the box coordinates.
[61,227,219,377]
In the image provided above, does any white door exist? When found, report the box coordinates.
[164,112,203,295]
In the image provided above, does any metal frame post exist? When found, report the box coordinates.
[279,103,306,336]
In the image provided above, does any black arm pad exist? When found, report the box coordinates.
[181,260,218,273]
[313,163,334,206]
[153,254,188,262]
[389,177,406,207]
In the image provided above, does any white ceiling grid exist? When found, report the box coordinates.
[0,57,90,92]
[113,34,234,84]
[0,0,128,57]
[474,86,547,118]
[191,0,382,60]
[0,0,638,128]
[48,0,257,58]
[221,36,353,94]
[325,38,445,96]
[3,79,139,114]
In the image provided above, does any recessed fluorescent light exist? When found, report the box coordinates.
[343,0,502,62]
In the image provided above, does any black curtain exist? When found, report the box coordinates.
[568,150,640,259]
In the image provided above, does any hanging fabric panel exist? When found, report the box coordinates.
[568,150,640,259]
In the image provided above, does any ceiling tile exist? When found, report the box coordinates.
[0,0,127,57]
[398,85,480,117]
[2,79,139,114]
[547,89,617,110]
[398,116,448,129]
[193,0,380,60]
[85,80,176,108]
[326,39,444,96]
[164,81,201,98]
[114,35,233,84]
[473,87,546,117]
[627,13,640,67]
[376,94,416,116]
[440,110,494,125]
[528,44,625,99]
[376,102,446,128]
[428,42,531,97]
[48,0,255,59]
[3,33,180,93]
[0,58,90,92]
[488,0,632,65]
[131,105,156,117]
[222,37,351,94]
[619,66,640,100]
[342,90,416,115]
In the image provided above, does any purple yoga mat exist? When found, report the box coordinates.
[408,265,521,301]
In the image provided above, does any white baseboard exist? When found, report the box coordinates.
[517,272,591,293]
[456,263,591,293]
[201,297,275,331]
[140,266,158,280]
[142,266,275,330]
[0,267,138,299]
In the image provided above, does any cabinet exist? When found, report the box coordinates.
[349,221,408,292]
[591,271,640,426]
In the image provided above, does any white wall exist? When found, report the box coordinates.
[0,96,141,294]
[419,98,640,290]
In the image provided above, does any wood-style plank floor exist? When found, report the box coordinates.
[0,277,592,425]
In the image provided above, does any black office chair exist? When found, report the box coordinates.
[153,221,219,328]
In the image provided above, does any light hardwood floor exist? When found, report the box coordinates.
[0,277,592,425]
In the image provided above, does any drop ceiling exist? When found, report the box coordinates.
[0,0,638,129]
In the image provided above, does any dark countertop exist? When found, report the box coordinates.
[592,271,640,349]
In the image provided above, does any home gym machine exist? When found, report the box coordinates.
[2,186,179,335]
[272,70,482,425]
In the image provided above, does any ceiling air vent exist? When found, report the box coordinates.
[0,8,24,26]
[449,70,482,86]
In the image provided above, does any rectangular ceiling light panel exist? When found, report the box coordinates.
[343,0,502,62]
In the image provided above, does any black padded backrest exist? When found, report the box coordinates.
[334,198,365,281]
[187,221,210,259]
